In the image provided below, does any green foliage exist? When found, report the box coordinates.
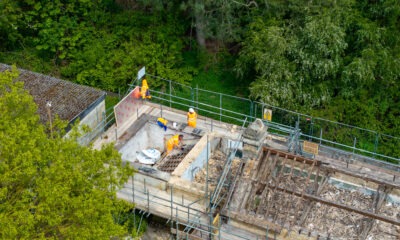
[0,0,22,49]
[60,11,194,92]
[113,201,147,237]
[0,0,398,158]
[236,0,400,132]
[237,14,347,109]
[21,1,99,60]
[106,95,121,111]
[0,48,57,75]
[0,67,135,238]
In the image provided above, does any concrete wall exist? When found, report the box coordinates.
[134,172,168,191]
[120,122,167,162]
[181,137,219,181]
[119,121,193,163]
[220,138,243,155]
[66,98,106,145]
[80,99,106,129]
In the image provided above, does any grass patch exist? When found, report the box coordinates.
[182,50,250,97]
[105,95,120,112]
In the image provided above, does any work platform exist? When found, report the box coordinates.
[93,99,400,240]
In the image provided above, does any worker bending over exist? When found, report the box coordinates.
[166,134,183,154]
[187,108,197,128]
[140,79,151,99]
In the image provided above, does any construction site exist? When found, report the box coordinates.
[90,69,400,239]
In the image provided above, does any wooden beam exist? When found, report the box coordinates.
[265,154,289,217]
[298,172,331,226]
[320,164,400,189]
[269,185,400,226]
[256,153,279,215]
[229,211,282,232]
[263,146,322,166]
[262,146,400,190]
[359,185,392,240]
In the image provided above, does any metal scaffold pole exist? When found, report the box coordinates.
[206,135,209,202]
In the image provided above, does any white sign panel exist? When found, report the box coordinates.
[137,66,145,80]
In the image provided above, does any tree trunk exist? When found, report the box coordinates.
[194,0,206,48]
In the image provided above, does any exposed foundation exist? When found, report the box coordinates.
[96,103,400,239]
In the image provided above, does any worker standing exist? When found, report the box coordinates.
[187,108,197,128]
[140,79,151,99]
[166,134,183,154]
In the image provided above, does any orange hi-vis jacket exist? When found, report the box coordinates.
[167,134,180,153]
[187,111,197,127]
[140,79,151,99]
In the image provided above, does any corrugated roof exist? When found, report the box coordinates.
[0,64,106,124]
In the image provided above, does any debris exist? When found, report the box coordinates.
[194,151,241,188]
[137,148,161,164]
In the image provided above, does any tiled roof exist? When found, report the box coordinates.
[0,64,106,124]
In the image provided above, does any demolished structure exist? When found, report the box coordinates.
[90,72,400,239]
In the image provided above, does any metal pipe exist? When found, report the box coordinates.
[170,185,173,235]
[319,129,323,145]
[147,189,150,211]
[352,137,357,156]
[220,93,222,123]
[374,133,379,156]
[206,135,209,202]
[176,206,179,240]
[132,175,135,203]
[169,80,172,108]
[196,84,199,111]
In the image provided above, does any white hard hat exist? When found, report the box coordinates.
[189,108,194,113]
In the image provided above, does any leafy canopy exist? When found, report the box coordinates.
[0,66,134,239]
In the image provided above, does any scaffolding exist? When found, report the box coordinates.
[85,71,400,239]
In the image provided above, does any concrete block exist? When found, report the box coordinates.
[134,172,167,191]
[243,119,265,140]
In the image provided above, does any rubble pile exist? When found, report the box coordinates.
[194,150,226,184]
[194,150,241,187]
[246,170,400,239]
[227,147,400,239]
[302,184,400,239]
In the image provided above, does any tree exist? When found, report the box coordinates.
[135,0,261,49]
[235,0,400,157]
[0,0,22,50]
[236,12,347,109]
[0,66,134,238]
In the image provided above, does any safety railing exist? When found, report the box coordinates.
[80,106,116,146]
[119,177,253,240]
[253,101,400,164]
[137,73,399,165]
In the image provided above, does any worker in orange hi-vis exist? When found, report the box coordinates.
[166,134,183,154]
[187,108,197,128]
[140,79,151,99]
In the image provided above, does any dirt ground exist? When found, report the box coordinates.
[140,220,171,240]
